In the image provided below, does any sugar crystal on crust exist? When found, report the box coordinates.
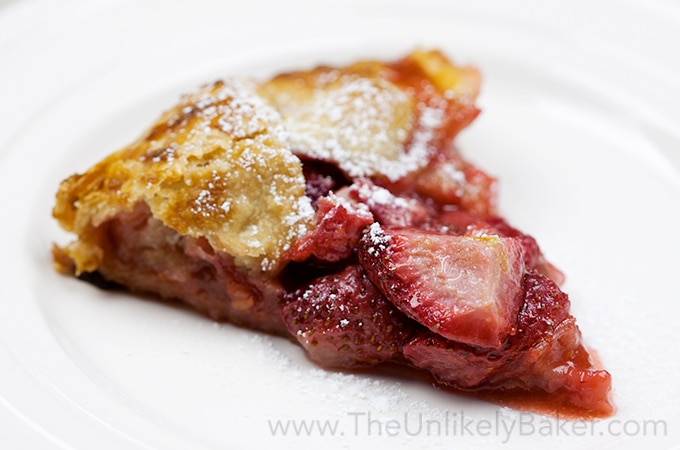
[260,71,419,182]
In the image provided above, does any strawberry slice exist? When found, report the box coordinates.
[412,156,497,217]
[343,179,428,228]
[284,193,373,263]
[435,212,566,285]
[281,264,415,368]
[358,224,525,349]
[467,216,566,285]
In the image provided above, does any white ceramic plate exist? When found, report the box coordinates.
[1,1,679,448]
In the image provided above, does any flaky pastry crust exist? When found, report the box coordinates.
[53,79,314,274]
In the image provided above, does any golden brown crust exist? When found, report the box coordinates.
[53,78,314,274]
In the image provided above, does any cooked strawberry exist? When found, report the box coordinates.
[436,212,566,285]
[284,194,373,263]
[343,179,428,228]
[415,156,497,216]
[358,225,525,349]
[386,148,497,217]
[282,264,415,368]
[473,216,569,283]
[402,273,612,415]
[511,272,571,343]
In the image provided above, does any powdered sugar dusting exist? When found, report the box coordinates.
[191,78,290,145]
[365,222,391,257]
[190,189,218,218]
[327,191,372,219]
[350,180,410,210]
[246,333,429,415]
[263,73,437,182]
[441,159,465,181]
[407,104,445,171]
[345,180,426,228]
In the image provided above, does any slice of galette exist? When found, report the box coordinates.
[52,49,613,418]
